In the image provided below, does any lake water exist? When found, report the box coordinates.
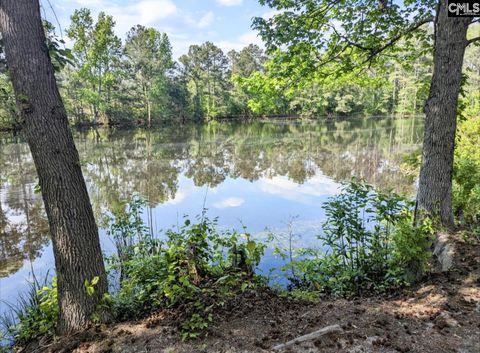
[0,117,423,312]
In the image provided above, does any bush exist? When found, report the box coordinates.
[105,199,267,340]
[453,117,480,227]
[1,184,436,346]
[278,180,434,296]
[0,276,58,348]
[399,117,480,229]
[0,73,18,131]
[1,199,268,347]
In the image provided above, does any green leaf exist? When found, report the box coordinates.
[246,240,256,254]
[91,276,99,286]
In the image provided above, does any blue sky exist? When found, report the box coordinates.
[42,0,278,58]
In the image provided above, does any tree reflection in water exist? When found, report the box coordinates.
[0,117,423,278]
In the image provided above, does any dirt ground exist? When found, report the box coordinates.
[26,233,480,353]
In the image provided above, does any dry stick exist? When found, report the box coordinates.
[272,324,344,351]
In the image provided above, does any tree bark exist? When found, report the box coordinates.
[417,1,471,227]
[143,83,151,127]
[0,0,108,334]
[147,99,152,127]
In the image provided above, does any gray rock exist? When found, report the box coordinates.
[433,232,455,272]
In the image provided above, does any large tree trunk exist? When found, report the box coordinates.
[417,1,471,227]
[0,0,108,334]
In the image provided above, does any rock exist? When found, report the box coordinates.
[434,232,455,272]
[434,311,459,329]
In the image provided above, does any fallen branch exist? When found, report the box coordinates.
[272,324,344,351]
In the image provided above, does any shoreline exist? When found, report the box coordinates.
[0,113,425,134]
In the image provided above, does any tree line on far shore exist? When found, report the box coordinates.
[1,7,479,130]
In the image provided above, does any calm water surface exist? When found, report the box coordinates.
[0,117,423,311]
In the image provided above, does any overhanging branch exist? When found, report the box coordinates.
[324,16,434,66]
[362,17,434,64]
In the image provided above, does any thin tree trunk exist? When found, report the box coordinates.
[0,0,108,334]
[417,1,471,228]
[147,100,151,127]
[92,102,98,125]
[0,194,6,227]
[143,84,151,127]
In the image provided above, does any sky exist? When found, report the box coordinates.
[42,0,277,59]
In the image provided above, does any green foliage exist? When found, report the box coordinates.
[453,117,480,226]
[1,199,267,346]
[245,0,446,118]
[105,199,267,339]
[400,148,422,181]
[398,116,480,228]
[124,25,175,122]
[234,70,288,115]
[1,12,478,129]
[104,195,151,279]
[461,34,480,118]
[43,21,74,72]
[65,8,123,125]
[0,72,17,129]
[179,42,232,120]
[390,213,434,283]
[85,276,100,297]
[253,0,434,77]
[234,45,433,117]
[277,180,434,296]
[0,277,58,347]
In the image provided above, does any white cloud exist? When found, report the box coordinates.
[133,0,178,24]
[216,0,243,6]
[106,0,178,35]
[65,0,179,37]
[57,0,261,59]
[213,197,245,209]
[262,9,283,19]
[197,11,215,29]
[216,30,264,52]
[238,31,263,45]
[163,190,187,205]
[169,36,199,59]
[71,0,107,5]
[260,174,339,205]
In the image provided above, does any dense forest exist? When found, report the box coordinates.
[0,8,479,130]
[0,0,480,352]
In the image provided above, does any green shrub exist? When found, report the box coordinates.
[453,117,480,226]
[389,213,434,283]
[399,117,480,229]
[105,200,267,340]
[1,183,437,346]
[0,73,18,131]
[2,199,268,347]
[0,276,58,348]
[277,180,434,297]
